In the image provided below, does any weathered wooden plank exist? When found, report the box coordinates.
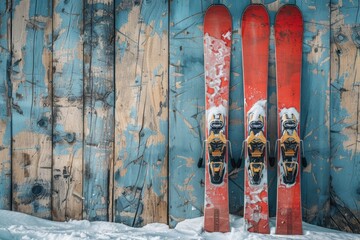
[11,0,52,218]
[0,0,11,210]
[330,0,360,233]
[83,0,115,221]
[169,0,247,226]
[294,0,331,226]
[329,187,360,233]
[52,0,83,221]
[114,0,168,226]
[169,0,212,227]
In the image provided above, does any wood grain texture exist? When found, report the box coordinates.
[169,0,211,227]
[83,0,115,221]
[0,0,357,232]
[297,0,331,226]
[114,0,168,226]
[52,0,83,221]
[330,0,360,233]
[11,0,52,218]
[0,0,11,210]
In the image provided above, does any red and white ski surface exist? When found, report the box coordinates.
[241,4,270,234]
[275,4,303,235]
[203,4,232,233]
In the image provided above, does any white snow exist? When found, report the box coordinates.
[0,210,359,240]
[279,107,300,123]
[207,105,227,128]
[247,99,267,122]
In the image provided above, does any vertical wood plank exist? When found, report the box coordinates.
[52,0,83,221]
[0,0,11,210]
[114,0,168,226]
[11,0,52,218]
[296,0,331,226]
[83,0,115,221]
[168,0,209,227]
[330,0,360,232]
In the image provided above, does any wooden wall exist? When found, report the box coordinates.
[0,0,359,233]
[330,0,360,232]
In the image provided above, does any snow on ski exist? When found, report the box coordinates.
[241,4,270,234]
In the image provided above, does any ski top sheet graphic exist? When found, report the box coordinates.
[241,4,270,234]
[275,4,303,235]
[203,4,232,233]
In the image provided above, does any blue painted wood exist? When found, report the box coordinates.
[0,0,357,231]
[114,0,168,226]
[169,0,213,227]
[83,0,115,221]
[52,0,83,221]
[330,0,360,232]
[296,0,331,226]
[169,0,332,227]
[0,0,11,210]
[11,0,53,218]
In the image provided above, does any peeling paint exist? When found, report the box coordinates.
[114,0,168,226]
[11,0,53,219]
[0,0,358,232]
[52,0,83,221]
[82,0,115,222]
[0,0,11,210]
[330,0,360,232]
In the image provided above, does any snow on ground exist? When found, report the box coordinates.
[0,210,359,240]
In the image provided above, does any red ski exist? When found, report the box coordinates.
[241,4,270,234]
[275,5,303,235]
[203,4,232,232]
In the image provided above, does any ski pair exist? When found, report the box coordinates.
[200,4,305,235]
[242,4,305,235]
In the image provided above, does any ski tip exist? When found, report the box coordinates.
[242,3,268,16]
[241,4,269,28]
[204,4,232,42]
[197,158,204,168]
[241,4,270,45]
[205,4,231,19]
[276,4,303,23]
